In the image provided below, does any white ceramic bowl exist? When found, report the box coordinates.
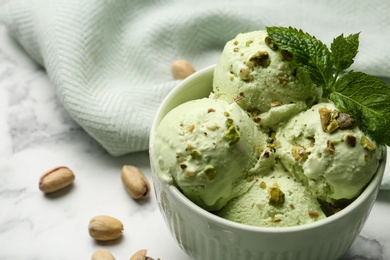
[149,65,387,260]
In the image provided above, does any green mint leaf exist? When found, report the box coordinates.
[266,26,333,88]
[331,33,360,73]
[330,71,390,145]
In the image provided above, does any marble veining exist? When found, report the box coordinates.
[0,20,389,260]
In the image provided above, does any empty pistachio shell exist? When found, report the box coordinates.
[91,249,116,260]
[39,166,75,193]
[121,165,150,199]
[88,215,123,241]
[171,59,196,80]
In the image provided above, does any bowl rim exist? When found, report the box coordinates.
[150,64,387,233]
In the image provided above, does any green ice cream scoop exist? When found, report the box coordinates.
[152,97,268,210]
[212,30,322,115]
[276,103,383,202]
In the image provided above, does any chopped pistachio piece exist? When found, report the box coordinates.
[308,211,320,219]
[245,40,253,46]
[203,165,217,181]
[326,119,339,133]
[345,135,357,147]
[249,51,270,68]
[292,146,307,161]
[187,124,195,132]
[268,183,285,207]
[190,150,201,159]
[326,140,335,154]
[264,36,278,51]
[361,136,376,151]
[224,125,240,146]
[226,118,233,128]
[318,107,331,131]
[325,110,338,132]
[337,112,356,129]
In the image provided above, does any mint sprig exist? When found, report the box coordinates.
[266,27,333,88]
[330,33,359,73]
[331,71,390,145]
[266,26,390,146]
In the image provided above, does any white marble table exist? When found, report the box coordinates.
[1,19,390,260]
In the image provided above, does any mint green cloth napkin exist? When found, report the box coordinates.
[1,0,389,189]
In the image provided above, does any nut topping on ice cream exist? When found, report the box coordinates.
[337,112,356,129]
[248,51,270,68]
[268,183,285,207]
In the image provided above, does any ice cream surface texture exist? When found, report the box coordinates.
[215,164,326,227]
[152,98,268,211]
[276,103,382,202]
[212,30,322,120]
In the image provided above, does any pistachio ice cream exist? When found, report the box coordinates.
[215,164,326,227]
[212,30,322,131]
[151,28,385,228]
[152,98,267,211]
[275,103,382,202]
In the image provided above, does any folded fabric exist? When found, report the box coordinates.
[1,0,390,189]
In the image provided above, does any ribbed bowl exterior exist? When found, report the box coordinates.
[149,65,386,260]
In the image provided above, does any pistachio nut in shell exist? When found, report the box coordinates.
[171,59,196,80]
[91,249,116,260]
[121,165,150,199]
[39,166,75,193]
[88,215,123,241]
[130,249,157,260]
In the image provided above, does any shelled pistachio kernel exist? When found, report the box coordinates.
[88,215,123,241]
[39,166,75,193]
